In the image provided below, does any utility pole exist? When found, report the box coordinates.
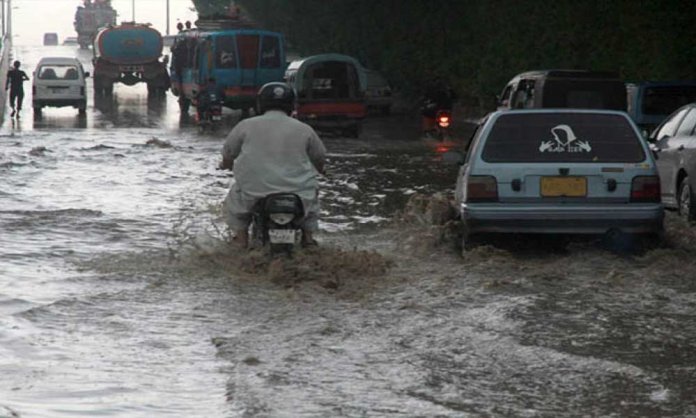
[1,0,4,36]
[131,0,135,22]
[166,0,170,35]
[6,0,10,38]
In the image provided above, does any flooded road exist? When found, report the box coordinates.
[2,44,696,418]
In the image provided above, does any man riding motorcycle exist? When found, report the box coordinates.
[219,82,326,249]
[420,77,457,137]
[195,77,224,122]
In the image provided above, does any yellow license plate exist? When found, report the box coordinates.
[540,176,587,197]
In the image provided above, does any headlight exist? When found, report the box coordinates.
[269,213,295,225]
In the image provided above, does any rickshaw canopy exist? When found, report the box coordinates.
[285,53,367,99]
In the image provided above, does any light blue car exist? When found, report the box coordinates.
[454,109,664,250]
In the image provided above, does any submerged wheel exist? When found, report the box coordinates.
[678,176,696,222]
[345,123,362,138]
[270,243,294,257]
[179,97,191,113]
[460,232,479,254]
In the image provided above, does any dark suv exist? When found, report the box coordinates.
[626,81,696,134]
[497,70,626,111]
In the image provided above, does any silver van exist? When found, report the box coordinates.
[455,109,663,249]
[32,57,89,116]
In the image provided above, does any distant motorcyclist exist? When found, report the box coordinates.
[195,77,224,121]
[220,82,326,249]
[5,60,29,118]
[421,77,457,135]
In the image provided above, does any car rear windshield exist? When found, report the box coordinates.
[541,79,627,110]
[642,86,696,115]
[481,113,645,163]
[38,65,79,80]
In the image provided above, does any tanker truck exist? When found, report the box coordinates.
[92,22,170,98]
[74,1,117,49]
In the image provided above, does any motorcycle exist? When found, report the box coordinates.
[250,193,305,255]
[435,109,452,141]
[421,100,453,141]
[196,91,224,133]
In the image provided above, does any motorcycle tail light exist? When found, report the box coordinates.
[269,213,295,225]
[630,175,661,203]
[437,115,451,128]
[466,175,499,203]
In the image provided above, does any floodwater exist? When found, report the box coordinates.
[2,45,696,418]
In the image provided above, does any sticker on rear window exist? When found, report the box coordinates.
[539,125,592,153]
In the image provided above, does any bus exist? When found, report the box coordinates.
[169,27,286,116]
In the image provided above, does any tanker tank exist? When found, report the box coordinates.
[92,22,170,98]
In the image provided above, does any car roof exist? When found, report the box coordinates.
[488,108,630,119]
[36,57,81,65]
[514,69,620,78]
[626,80,696,87]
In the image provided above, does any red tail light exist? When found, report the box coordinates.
[630,176,661,203]
[466,175,498,202]
[436,111,451,128]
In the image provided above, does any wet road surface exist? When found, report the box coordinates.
[1,44,696,418]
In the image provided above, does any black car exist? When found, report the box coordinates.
[649,102,696,220]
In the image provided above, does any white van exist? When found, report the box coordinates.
[32,57,89,116]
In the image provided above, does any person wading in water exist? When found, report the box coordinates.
[6,60,30,118]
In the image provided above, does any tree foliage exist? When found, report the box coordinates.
[197,0,696,109]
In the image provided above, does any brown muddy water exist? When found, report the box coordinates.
[2,45,696,418]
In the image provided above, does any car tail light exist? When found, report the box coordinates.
[80,87,85,96]
[466,175,498,202]
[630,176,661,203]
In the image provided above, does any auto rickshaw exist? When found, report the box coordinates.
[284,53,367,138]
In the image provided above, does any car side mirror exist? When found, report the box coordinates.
[442,150,465,165]
[649,143,660,160]
[84,71,90,78]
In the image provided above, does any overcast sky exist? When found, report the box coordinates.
[9,0,198,45]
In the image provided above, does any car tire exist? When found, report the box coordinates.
[460,232,479,254]
[678,176,696,222]
[78,101,87,115]
[601,229,634,254]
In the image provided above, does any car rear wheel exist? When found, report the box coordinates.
[678,176,695,222]
[460,232,479,254]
